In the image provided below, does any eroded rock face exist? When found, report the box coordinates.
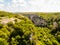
[0,17,15,24]
[28,14,47,27]
[0,17,21,24]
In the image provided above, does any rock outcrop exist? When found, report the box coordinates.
[27,14,47,27]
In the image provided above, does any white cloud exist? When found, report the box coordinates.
[0,0,60,12]
[0,0,4,2]
[0,4,5,10]
[11,0,27,6]
[0,4,4,7]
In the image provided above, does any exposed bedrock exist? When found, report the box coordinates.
[27,14,48,27]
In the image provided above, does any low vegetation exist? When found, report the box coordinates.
[0,11,60,45]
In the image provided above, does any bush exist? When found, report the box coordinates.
[0,38,8,45]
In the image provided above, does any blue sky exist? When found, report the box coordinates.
[0,0,60,12]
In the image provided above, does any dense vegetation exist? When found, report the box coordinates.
[0,11,60,45]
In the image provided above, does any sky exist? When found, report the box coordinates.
[0,0,60,12]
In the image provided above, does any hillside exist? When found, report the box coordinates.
[0,11,60,45]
